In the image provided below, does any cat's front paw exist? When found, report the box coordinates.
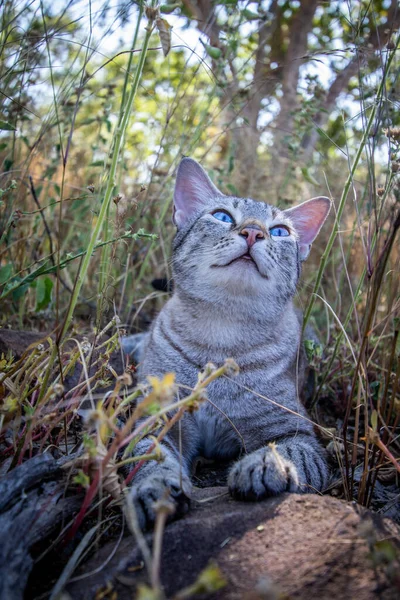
[129,469,192,529]
[228,445,299,500]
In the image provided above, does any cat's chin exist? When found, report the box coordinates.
[206,265,270,299]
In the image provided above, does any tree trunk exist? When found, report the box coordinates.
[0,453,82,600]
[269,0,319,193]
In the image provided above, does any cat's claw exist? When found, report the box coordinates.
[130,470,191,529]
[228,446,299,500]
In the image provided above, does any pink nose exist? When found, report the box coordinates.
[239,226,265,248]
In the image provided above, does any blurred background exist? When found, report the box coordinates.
[0,0,398,329]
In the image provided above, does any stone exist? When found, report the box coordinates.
[0,328,49,358]
[67,489,400,600]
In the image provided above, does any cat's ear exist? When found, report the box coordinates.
[284,196,331,261]
[173,158,222,228]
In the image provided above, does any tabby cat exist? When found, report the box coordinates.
[129,158,331,527]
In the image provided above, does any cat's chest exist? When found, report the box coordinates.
[142,299,301,400]
[171,326,297,381]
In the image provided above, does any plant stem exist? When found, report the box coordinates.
[97,0,145,317]
[303,36,399,329]
[0,231,156,299]
[37,9,156,402]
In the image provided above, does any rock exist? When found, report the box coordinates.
[0,328,49,358]
[67,489,400,599]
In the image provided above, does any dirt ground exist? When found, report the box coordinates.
[67,489,400,600]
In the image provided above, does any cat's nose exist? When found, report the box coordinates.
[239,225,265,247]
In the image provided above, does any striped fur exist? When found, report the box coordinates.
[129,159,330,528]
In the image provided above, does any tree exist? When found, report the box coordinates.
[177,0,400,195]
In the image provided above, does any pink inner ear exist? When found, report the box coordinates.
[174,158,222,226]
[284,197,331,245]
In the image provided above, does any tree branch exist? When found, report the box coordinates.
[181,0,221,47]
[301,0,400,158]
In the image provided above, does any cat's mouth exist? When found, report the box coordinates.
[212,251,264,273]
[231,252,255,264]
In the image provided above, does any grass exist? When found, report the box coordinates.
[0,0,399,596]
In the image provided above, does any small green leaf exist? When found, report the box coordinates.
[24,401,36,418]
[73,470,91,488]
[83,433,97,457]
[179,562,227,597]
[0,264,12,285]
[201,39,222,59]
[194,562,227,593]
[80,117,97,126]
[373,539,397,563]
[35,276,53,311]
[135,584,161,600]
[304,339,316,362]
[0,120,16,131]
[241,9,260,20]
[0,260,50,299]
[301,166,320,186]
[160,3,180,14]
[4,158,13,171]
[12,282,29,301]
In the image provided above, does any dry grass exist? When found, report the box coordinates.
[0,0,399,596]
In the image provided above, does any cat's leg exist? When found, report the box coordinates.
[128,416,198,529]
[228,434,328,500]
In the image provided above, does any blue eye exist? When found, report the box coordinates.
[270,225,290,237]
[212,211,234,224]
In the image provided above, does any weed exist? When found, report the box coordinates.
[0,0,399,596]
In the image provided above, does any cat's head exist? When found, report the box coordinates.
[172,158,331,317]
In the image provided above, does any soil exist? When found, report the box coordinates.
[67,488,400,600]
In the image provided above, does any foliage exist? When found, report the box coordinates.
[0,0,399,595]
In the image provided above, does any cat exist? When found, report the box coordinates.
[128,157,331,528]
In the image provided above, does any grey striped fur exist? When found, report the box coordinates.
[130,158,331,527]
